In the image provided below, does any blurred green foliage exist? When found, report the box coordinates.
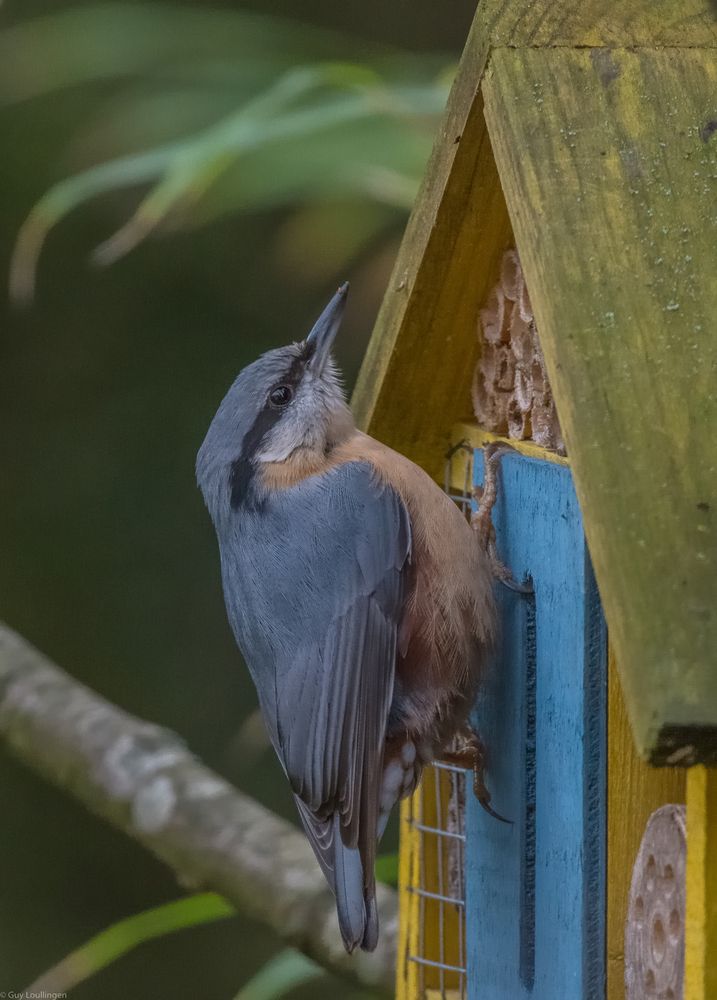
[30,894,235,995]
[232,949,324,1000]
[5,4,453,301]
[28,853,397,996]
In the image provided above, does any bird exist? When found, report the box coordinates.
[196,283,498,954]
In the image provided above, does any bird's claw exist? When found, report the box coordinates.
[495,569,534,596]
[440,730,512,825]
[472,441,530,595]
[470,764,512,824]
[475,794,512,825]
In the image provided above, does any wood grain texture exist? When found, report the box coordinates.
[483,47,717,761]
[684,767,717,1000]
[352,19,513,480]
[478,0,717,49]
[466,449,607,1000]
[607,651,685,1000]
[353,0,717,481]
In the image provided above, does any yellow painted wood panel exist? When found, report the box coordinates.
[352,18,513,478]
[478,0,717,49]
[396,797,420,1000]
[483,47,717,762]
[607,651,686,1000]
[449,424,569,488]
[685,767,717,1000]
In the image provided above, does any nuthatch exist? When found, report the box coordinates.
[197,284,498,953]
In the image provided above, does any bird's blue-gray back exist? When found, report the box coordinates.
[211,460,411,949]
[215,462,410,820]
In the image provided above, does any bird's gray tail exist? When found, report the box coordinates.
[332,813,379,953]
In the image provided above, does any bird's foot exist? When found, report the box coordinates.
[472,442,533,595]
[438,729,511,824]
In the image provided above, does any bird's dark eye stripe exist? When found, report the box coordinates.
[229,352,310,508]
[264,350,314,409]
[285,351,312,382]
[230,404,282,508]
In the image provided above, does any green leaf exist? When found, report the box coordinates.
[9,143,183,303]
[26,893,235,995]
[10,65,448,301]
[232,949,324,1000]
[4,5,454,302]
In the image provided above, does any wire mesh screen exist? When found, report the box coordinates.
[399,442,475,999]
[406,761,468,999]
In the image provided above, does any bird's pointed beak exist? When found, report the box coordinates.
[306,282,349,375]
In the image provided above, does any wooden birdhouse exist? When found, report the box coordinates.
[351,2,717,997]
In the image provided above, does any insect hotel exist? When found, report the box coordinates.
[351,1,717,997]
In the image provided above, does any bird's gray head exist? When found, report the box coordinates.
[197,283,355,513]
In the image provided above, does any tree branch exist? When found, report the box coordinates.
[0,623,397,994]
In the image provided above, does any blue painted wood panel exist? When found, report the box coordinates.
[466,449,607,1000]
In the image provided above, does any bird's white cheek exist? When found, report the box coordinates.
[255,409,320,464]
[255,429,299,464]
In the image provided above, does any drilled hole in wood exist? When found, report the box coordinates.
[625,805,685,1000]
[646,854,657,892]
[652,916,666,964]
[472,249,566,455]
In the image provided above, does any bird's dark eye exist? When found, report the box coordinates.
[268,384,293,408]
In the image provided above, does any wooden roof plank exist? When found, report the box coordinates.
[482,46,717,761]
[478,0,717,50]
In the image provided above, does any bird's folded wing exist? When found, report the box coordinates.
[224,460,411,881]
[283,584,400,880]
